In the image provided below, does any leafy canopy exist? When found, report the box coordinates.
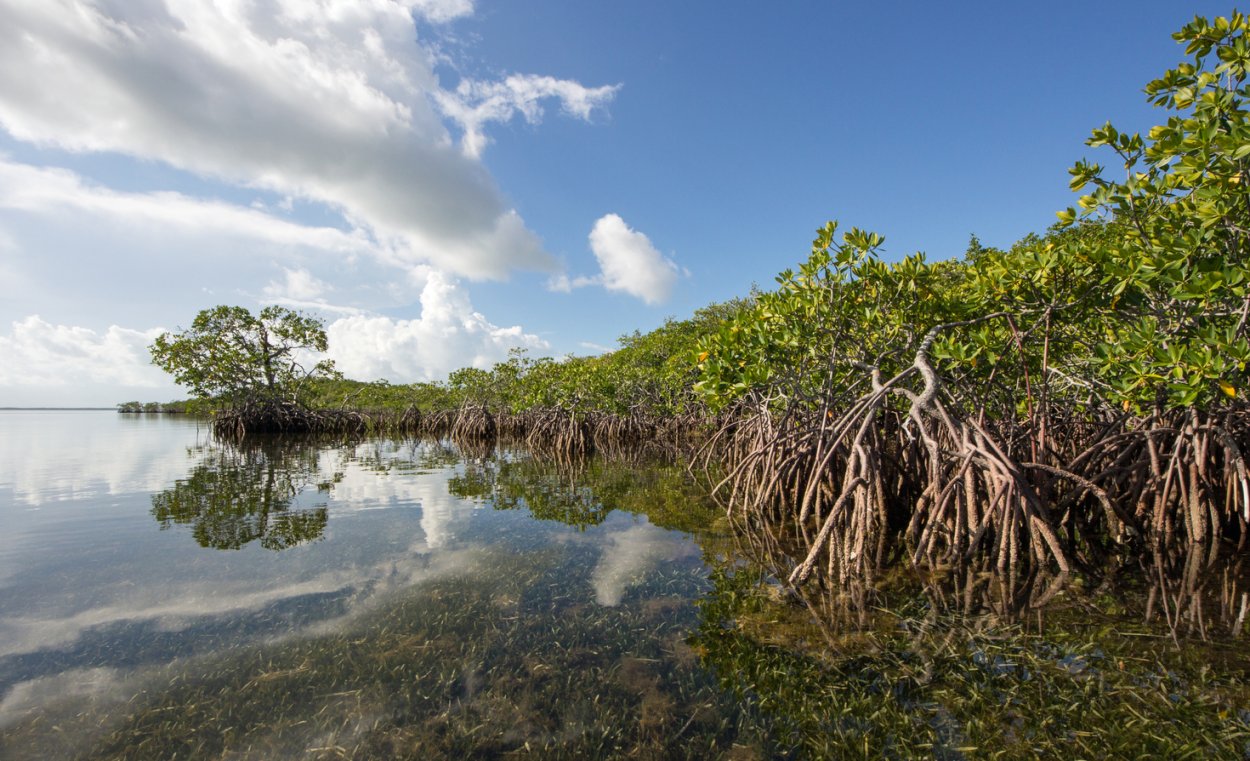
[1061,11,1250,408]
[694,11,1250,415]
[150,305,338,404]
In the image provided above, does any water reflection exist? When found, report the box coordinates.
[731,505,1250,642]
[151,439,337,550]
[450,454,610,528]
[446,453,715,607]
[448,451,718,535]
[682,505,1250,756]
[4,413,1249,758]
[591,522,696,606]
[2,545,727,760]
[1140,543,1250,642]
[149,436,496,552]
[0,410,208,506]
[692,557,1250,758]
[0,416,729,759]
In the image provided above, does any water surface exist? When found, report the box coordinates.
[0,411,740,759]
[3,411,1249,759]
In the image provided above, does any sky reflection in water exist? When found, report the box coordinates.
[0,412,709,745]
[6,412,1244,759]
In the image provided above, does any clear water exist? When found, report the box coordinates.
[3,411,1248,759]
[0,411,741,759]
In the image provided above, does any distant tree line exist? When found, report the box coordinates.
[117,400,196,414]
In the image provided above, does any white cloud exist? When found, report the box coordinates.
[410,0,475,24]
[553,214,680,305]
[325,271,548,382]
[263,267,332,302]
[0,159,374,254]
[0,172,552,399]
[590,215,680,304]
[0,272,544,401]
[0,157,402,334]
[260,267,368,315]
[0,2,628,402]
[0,0,617,280]
[0,315,167,389]
[437,74,621,158]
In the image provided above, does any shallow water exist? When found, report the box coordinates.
[2,411,1249,759]
[0,411,747,758]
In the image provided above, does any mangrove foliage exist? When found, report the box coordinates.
[144,12,1250,593]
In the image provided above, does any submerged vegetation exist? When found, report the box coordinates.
[6,433,1250,759]
[1,545,732,760]
[693,561,1250,759]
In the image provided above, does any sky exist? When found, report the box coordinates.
[0,0,1233,406]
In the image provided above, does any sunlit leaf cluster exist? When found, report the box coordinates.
[695,12,1250,416]
[151,305,339,406]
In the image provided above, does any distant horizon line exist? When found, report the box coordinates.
[0,406,117,410]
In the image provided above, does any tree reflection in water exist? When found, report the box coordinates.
[730,503,1250,644]
[5,436,1248,758]
[151,438,341,550]
[676,506,1250,758]
[447,448,718,534]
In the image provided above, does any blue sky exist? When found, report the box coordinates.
[0,0,1232,405]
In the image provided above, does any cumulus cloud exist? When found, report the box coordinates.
[263,267,331,302]
[0,0,617,280]
[0,315,167,388]
[0,2,628,402]
[325,271,548,382]
[590,215,681,304]
[258,267,365,316]
[410,0,475,24]
[0,157,405,333]
[260,267,370,315]
[436,74,620,158]
[552,214,681,305]
[0,270,544,400]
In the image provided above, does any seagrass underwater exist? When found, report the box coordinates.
[1,411,1249,759]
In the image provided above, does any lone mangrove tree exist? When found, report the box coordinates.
[150,305,338,416]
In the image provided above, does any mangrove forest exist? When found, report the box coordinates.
[150,13,1250,594]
